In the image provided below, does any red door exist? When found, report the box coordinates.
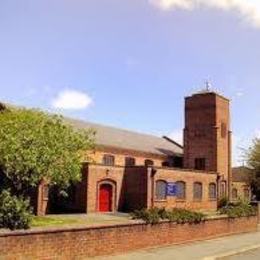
[99,184,113,212]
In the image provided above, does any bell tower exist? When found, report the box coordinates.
[183,89,232,199]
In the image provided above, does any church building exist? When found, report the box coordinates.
[35,90,236,215]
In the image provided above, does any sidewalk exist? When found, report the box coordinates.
[92,228,260,260]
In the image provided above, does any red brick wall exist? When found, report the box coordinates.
[151,168,217,210]
[74,165,218,213]
[184,92,231,199]
[84,164,126,213]
[0,216,257,259]
[122,167,148,211]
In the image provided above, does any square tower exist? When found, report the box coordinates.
[183,91,232,199]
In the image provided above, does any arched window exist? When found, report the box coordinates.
[244,188,250,199]
[102,154,115,166]
[176,181,186,199]
[209,183,217,199]
[145,159,154,166]
[155,180,167,200]
[232,188,238,199]
[193,182,203,200]
[220,182,226,197]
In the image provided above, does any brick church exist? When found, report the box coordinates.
[1,90,251,215]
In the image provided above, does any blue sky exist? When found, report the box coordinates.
[1,0,260,166]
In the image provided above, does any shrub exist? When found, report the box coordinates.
[131,208,160,224]
[0,190,32,230]
[131,207,206,225]
[219,201,257,218]
[218,197,229,209]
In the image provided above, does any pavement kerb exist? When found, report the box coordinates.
[203,243,260,260]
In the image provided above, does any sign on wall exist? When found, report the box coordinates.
[167,182,177,196]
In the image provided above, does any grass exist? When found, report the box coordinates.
[32,216,82,227]
[31,214,132,228]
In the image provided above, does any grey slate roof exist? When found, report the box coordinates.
[65,118,183,157]
[0,101,183,157]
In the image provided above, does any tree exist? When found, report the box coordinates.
[247,138,260,200]
[0,107,95,196]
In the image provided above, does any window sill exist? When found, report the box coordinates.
[176,199,186,202]
[154,199,167,202]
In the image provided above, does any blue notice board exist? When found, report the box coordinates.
[167,182,177,196]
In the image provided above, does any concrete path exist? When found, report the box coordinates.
[220,247,260,259]
[92,230,260,260]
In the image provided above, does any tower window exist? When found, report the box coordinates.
[195,158,206,170]
[102,154,115,166]
[125,157,135,166]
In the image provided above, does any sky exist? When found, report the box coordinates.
[1,0,260,166]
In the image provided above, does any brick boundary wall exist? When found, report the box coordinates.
[0,216,257,259]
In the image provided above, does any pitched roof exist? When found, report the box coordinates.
[65,118,183,157]
[232,166,253,183]
[0,101,183,157]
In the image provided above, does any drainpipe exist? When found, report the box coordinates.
[228,130,232,201]
[150,167,157,209]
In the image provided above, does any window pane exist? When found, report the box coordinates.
[156,180,167,200]
[209,183,216,199]
[195,158,206,170]
[232,188,238,199]
[193,182,203,200]
[103,154,115,166]
[176,181,186,199]
[125,157,135,166]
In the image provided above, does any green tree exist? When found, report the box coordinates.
[247,138,260,200]
[0,107,95,196]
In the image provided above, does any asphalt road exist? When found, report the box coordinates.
[220,248,260,260]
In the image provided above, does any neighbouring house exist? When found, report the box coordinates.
[231,166,253,201]
[1,90,235,215]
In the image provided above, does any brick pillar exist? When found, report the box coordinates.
[36,180,49,216]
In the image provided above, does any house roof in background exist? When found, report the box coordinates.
[232,166,253,183]
[65,118,183,157]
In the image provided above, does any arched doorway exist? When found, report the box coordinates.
[99,183,113,212]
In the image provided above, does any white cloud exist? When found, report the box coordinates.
[52,89,93,110]
[149,0,260,28]
[235,91,244,97]
[168,129,183,145]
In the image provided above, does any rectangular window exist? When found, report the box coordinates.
[102,154,115,166]
[125,157,135,166]
[195,158,206,170]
